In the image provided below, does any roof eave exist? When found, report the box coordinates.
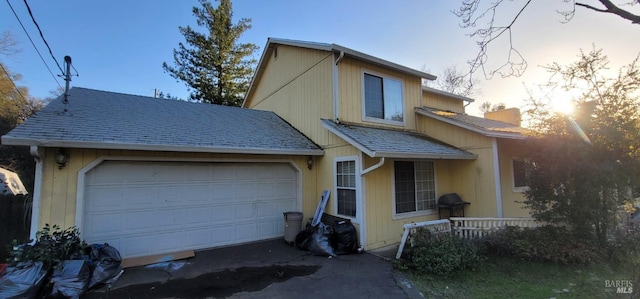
[422,86,476,103]
[372,151,477,160]
[331,44,437,80]
[415,108,526,140]
[257,38,437,79]
[1,137,325,156]
[321,120,376,157]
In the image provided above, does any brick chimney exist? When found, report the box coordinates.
[485,108,521,126]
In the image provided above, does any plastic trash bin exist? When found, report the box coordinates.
[283,211,303,244]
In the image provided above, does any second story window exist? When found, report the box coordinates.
[363,73,404,123]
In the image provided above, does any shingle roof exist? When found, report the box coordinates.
[321,119,476,160]
[415,107,527,139]
[1,87,323,155]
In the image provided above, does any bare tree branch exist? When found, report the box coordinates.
[576,0,640,23]
[453,0,532,85]
[455,0,639,86]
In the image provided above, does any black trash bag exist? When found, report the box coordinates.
[295,223,315,251]
[87,243,122,289]
[333,220,359,255]
[308,222,337,257]
[49,260,90,299]
[0,261,47,299]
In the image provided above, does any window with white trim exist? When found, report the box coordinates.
[363,73,404,123]
[336,160,357,217]
[394,161,436,214]
[512,159,529,191]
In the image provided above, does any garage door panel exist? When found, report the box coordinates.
[210,205,235,222]
[234,182,257,200]
[84,161,299,258]
[84,213,123,236]
[235,223,257,241]
[86,188,123,211]
[234,203,256,219]
[258,219,278,236]
[277,181,297,198]
[184,207,211,225]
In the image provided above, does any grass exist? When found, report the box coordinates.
[407,257,636,299]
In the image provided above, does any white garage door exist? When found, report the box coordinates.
[82,161,299,258]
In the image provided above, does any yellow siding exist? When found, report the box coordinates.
[422,90,465,113]
[415,116,501,217]
[337,58,423,130]
[36,148,318,234]
[246,45,334,145]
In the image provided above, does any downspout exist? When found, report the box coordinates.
[362,157,385,175]
[29,146,44,242]
[491,138,504,218]
[359,154,385,250]
[332,51,345,122]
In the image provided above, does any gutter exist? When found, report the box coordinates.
[2,138,325,156]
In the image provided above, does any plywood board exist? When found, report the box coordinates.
[121,250,195,268]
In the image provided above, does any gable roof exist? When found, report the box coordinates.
[243,37,437,107]
[415,107,527,139]
[1,87,323,156]
[321,119,476,160]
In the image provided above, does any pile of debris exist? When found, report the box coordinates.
[0,243,122,298]
[294,215,360,257]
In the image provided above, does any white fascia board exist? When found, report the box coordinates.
[266,38,437,80]
[332,44,437,80]
[321,121,376,157]
[422,86,475,103]
[1,137,324,156]
[415,109,526,140]
[373,151,477,160]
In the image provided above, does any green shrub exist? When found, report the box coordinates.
[8,224,87,269]
[480,225,600,264]
[403,228,481,277]
[606,222,640,266]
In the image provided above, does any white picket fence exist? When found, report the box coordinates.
[395,217,541,259]
[450,217,541,239]
[395,219,452,259]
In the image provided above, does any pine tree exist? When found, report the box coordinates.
[163,0,258,106]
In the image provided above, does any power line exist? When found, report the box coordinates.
[21,0,64,74]
[5,0,63,89]
[0,62,28,103]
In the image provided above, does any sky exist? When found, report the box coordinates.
[1,0,639,116]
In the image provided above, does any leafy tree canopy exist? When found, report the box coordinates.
[163,0,258,106]
[522,48,640,244]
[0,31,44,192]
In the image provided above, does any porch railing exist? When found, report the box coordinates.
[450,217,540,239]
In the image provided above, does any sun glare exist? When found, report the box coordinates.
[551,99,575,114]
[549,89,576,115]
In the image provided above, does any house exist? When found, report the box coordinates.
[243,38,530,250]
[1,38,530,258]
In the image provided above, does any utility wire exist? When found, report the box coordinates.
[22,0,64,74]
[0,62,28,102]
[5,0,63,89]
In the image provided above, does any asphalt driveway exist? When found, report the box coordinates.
[82,239,422,299]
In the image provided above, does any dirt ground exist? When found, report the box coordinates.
[80,265,319,299]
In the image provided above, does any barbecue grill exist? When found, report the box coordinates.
[437,193,470,219]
